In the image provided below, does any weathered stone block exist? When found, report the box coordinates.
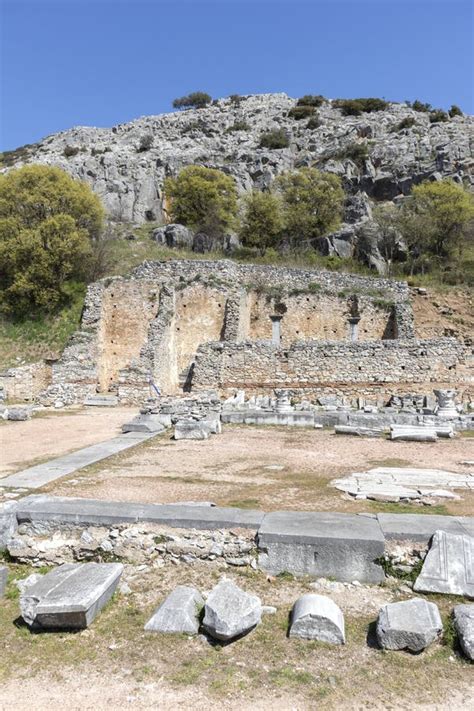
[377,513,467,543]
[257,511,384,583]
[202,579,262,641]
[122,414,166,433]
[83,395,119,407]
[174,420,211,440]
[144,585,204,634]
[376,598,442,652]
[453,604,474,660]
[413,530,474,598]
[0,566,7,598]
[6,407,30,421]
[20,562,123,629]
[0,501,18,550]
[289,594,345,644]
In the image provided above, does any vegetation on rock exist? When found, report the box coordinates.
[239,191,284,253]
[276,167,344,248]
[0,165,104,317]
[164,165,238,237]
[259,129,289,149]
[172,92,212,110]
[333,98,389,115]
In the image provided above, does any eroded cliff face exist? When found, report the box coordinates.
[5,93,473,226]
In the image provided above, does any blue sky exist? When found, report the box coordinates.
[1,0,473,150]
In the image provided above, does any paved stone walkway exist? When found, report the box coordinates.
[0,432,158,489]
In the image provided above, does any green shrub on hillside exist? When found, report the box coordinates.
[297,95,325,107]
[0,165,104,317]
[429,110,449,123]
[288,105,315,120]
[333,98,388,116]
[408,100,432,112]
[449,104,463,118]
[63,145,80,157]
[259,129,289,149]
[225,120,250,133]
[335,142,369,166]
[172,92,212,110]
[164,165,238,236]
[392,116,416,132]
[137,133,153,151]
[276,167,344,249]
[239,191,284,253]
[306,115,322,129]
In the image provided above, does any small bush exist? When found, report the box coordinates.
[172,92,212,110]
[393,116,416,132]
[63,145,80,158]
[259,129,289,149]
[409,100,432,112]
[306,115,322,130]
[225,120,250,133]
[297,94,325,107]
[137,134,153,152]
[288,105,315,120]
[449,104,463,118]
[429,110,449,123]
[228,94,246,105]
[333,98,388,116]
[335,142,369,166]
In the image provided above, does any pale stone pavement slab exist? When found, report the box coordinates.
[0,431,158,489]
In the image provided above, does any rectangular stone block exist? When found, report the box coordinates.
[0,501,18,550]
[20,562,123,629]
[0,566,7,598]
[257,511,385,583]
[377,513,468,543]
[15,495,264,530]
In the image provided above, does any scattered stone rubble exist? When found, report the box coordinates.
[7,520,257,568]
[332,467,474,504]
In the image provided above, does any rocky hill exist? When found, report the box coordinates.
[2,93,473,261]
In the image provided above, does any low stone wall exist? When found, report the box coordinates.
[0,362,52,404]
[193,338,473,400]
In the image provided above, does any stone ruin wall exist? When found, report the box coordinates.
[192,338,473,403]
[32,259,473,406]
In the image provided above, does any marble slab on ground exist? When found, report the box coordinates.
[15,495,265,530]
[20,562,123,629]
[0,432,158,489]
[332,467,474,502]
[413,530,474,598]
[257,511,385,583]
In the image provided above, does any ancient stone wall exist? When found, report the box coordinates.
[0,362,52,404]
[40,259,469,406]
[192,338,473,401]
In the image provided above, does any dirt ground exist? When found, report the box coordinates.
[35,421,474,516]
[0,406,136,476]
[0,562,473,711]
[1,411,473,709]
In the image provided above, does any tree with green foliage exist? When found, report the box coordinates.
[164,165,238,237]
[399,180,474,273]
[0,165,104,317]
[172,92,212,110]
[449,104,463,118]
[239,191,284,254]
[275,167,344,248]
